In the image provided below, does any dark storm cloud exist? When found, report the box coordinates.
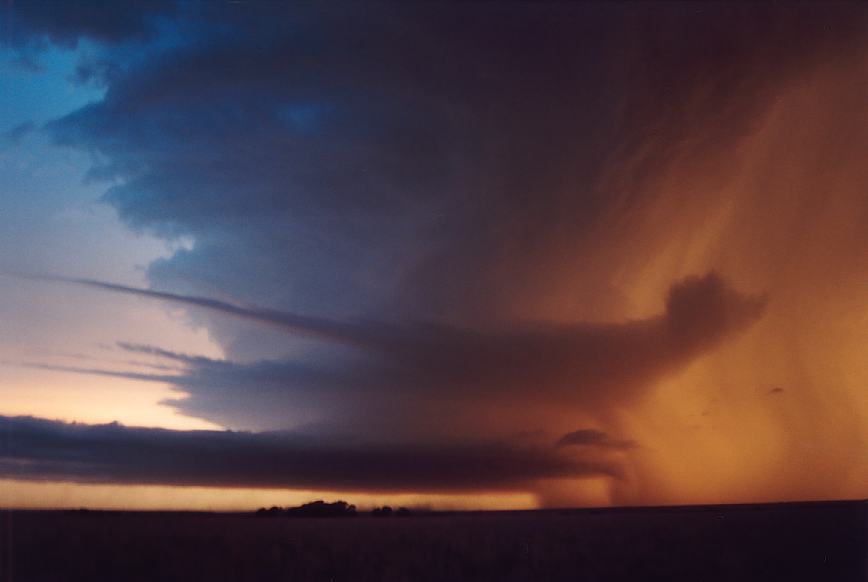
[1,0,177,47]
[24,273,765,432]
[40,3,864,327]
[44,2,624,328]
[556,429,636,450]
[0,415,617,491]
[27,3,862,433]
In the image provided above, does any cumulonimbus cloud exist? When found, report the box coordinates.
[7,2,860,505]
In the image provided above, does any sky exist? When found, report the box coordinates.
[1,1,866,510]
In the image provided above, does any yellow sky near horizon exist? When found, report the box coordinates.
[0,480,538,512]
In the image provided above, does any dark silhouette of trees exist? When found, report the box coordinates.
[371,506,392,517]
[256,501,413,518]
[256,500,357,517]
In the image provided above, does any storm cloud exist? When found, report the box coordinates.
[21,272,764,434]
[557,430,636,451]
[0,415,616,492]
[3,2,866,506]
[1,0,176,47]
[33,3,859,341]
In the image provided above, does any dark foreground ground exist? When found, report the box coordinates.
[0,500,864,581]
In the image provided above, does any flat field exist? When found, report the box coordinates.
[1,500,864,581]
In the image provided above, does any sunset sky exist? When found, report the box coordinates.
[1,2,866,511]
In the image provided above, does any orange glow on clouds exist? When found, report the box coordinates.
[584,51,868,506]
[0,480,536,512]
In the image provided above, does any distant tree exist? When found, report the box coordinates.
[396,507,411,517]
[372,506,393,517]
[256,500,357,518]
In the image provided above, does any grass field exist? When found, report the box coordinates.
[1,500,864,581]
